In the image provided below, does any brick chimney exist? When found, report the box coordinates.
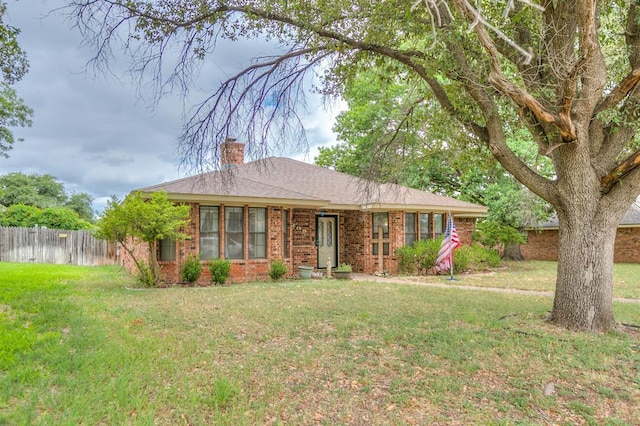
[220,138,245,169]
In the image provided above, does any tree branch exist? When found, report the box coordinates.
[178,46,333,171]
[601,149,640,193]
[445,39,558,205]
[593,4,640,169]
[453,0,577,144]
[595,69,640,115]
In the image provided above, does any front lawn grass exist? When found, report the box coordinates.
[416,260,640,299]
[0,262,638,424]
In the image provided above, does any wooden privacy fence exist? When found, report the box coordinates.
[0,226,116,266]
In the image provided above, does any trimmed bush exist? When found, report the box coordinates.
[181,254,203,284]
[396,239,441,275]
[268,259,287,281]
[453,244,501,273]
[209,258,231,285]
[397,240,500,275]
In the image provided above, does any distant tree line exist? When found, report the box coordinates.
[0,172,94,230]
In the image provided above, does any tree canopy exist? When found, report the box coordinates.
[67,1,640,331]
[0,172,95,221]
[96,191,190,286]
[0,1,33,157]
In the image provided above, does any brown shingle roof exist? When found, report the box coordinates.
[137,157,487,215]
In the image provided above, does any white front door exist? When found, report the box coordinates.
[317,216,337,268]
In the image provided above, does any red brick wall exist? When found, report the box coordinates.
[291,208,316,270]
[340,211,367,273]
[522,227,640,263]
[614,227,640,263]
[455,217,476,245]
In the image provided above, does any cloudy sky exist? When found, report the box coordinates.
[3,1,343,213]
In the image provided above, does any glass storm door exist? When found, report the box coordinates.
[317,216,337,268]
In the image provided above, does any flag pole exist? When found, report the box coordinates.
[447,212,457,281]
[436,211,461,281]
[448,250,454,280]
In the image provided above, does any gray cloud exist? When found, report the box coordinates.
[3,1,342,213]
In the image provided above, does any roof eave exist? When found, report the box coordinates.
[140,192,329,208]
[360,203,488,216]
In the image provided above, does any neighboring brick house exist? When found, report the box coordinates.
[522,199,640,263]
[125,140,488,284]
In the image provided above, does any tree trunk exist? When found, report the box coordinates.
[148,240,161,286]
[501,242,524,261]
[550,210,618,331]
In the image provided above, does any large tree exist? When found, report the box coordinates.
[0,1,33,157]
[69,1,640,331]
[0,172,95,221]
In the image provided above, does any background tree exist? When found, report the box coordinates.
[0,1,33,157]
[68,1,640,331]
[0,172,94,220]
[0,203,92,229]
[0,204,40,227]
[65,192,95,222]
[37,206,92,230]
[96,191,190,286]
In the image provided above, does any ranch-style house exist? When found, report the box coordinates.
[125,140,488,284]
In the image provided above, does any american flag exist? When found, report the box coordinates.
[435,214,461,273]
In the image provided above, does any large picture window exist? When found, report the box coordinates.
[200,206,219,260]
[249,207,267,259]
[225,207,244,259]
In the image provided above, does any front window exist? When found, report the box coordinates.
[249,207,267,259]
[283,209,290,258]
[372,212,389,238]
[405,213,416,246]
[434,213,445,239]
[372,212,389,255]
[420,213,432,240]
[158,238,176,261]
[225,207,244,259]
[200,206,219,260]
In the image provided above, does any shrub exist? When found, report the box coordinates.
[473,220,526,249]
[396,239,441,275]
[397,240,500,275]
[336,263,352,272]
[396,245,418,275]
[452,247,470,273]
[268,259,287,281]
[209,258,231,285]
[137,261,156,287]
[181,254,203,284]
[453,244,501,273]
[0,204,41,227]
[38,207,92,230]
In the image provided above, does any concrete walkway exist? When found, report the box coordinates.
[350,273,640,304]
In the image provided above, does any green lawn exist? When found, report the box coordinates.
[1,262,639,424]
[409,260,640,299]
